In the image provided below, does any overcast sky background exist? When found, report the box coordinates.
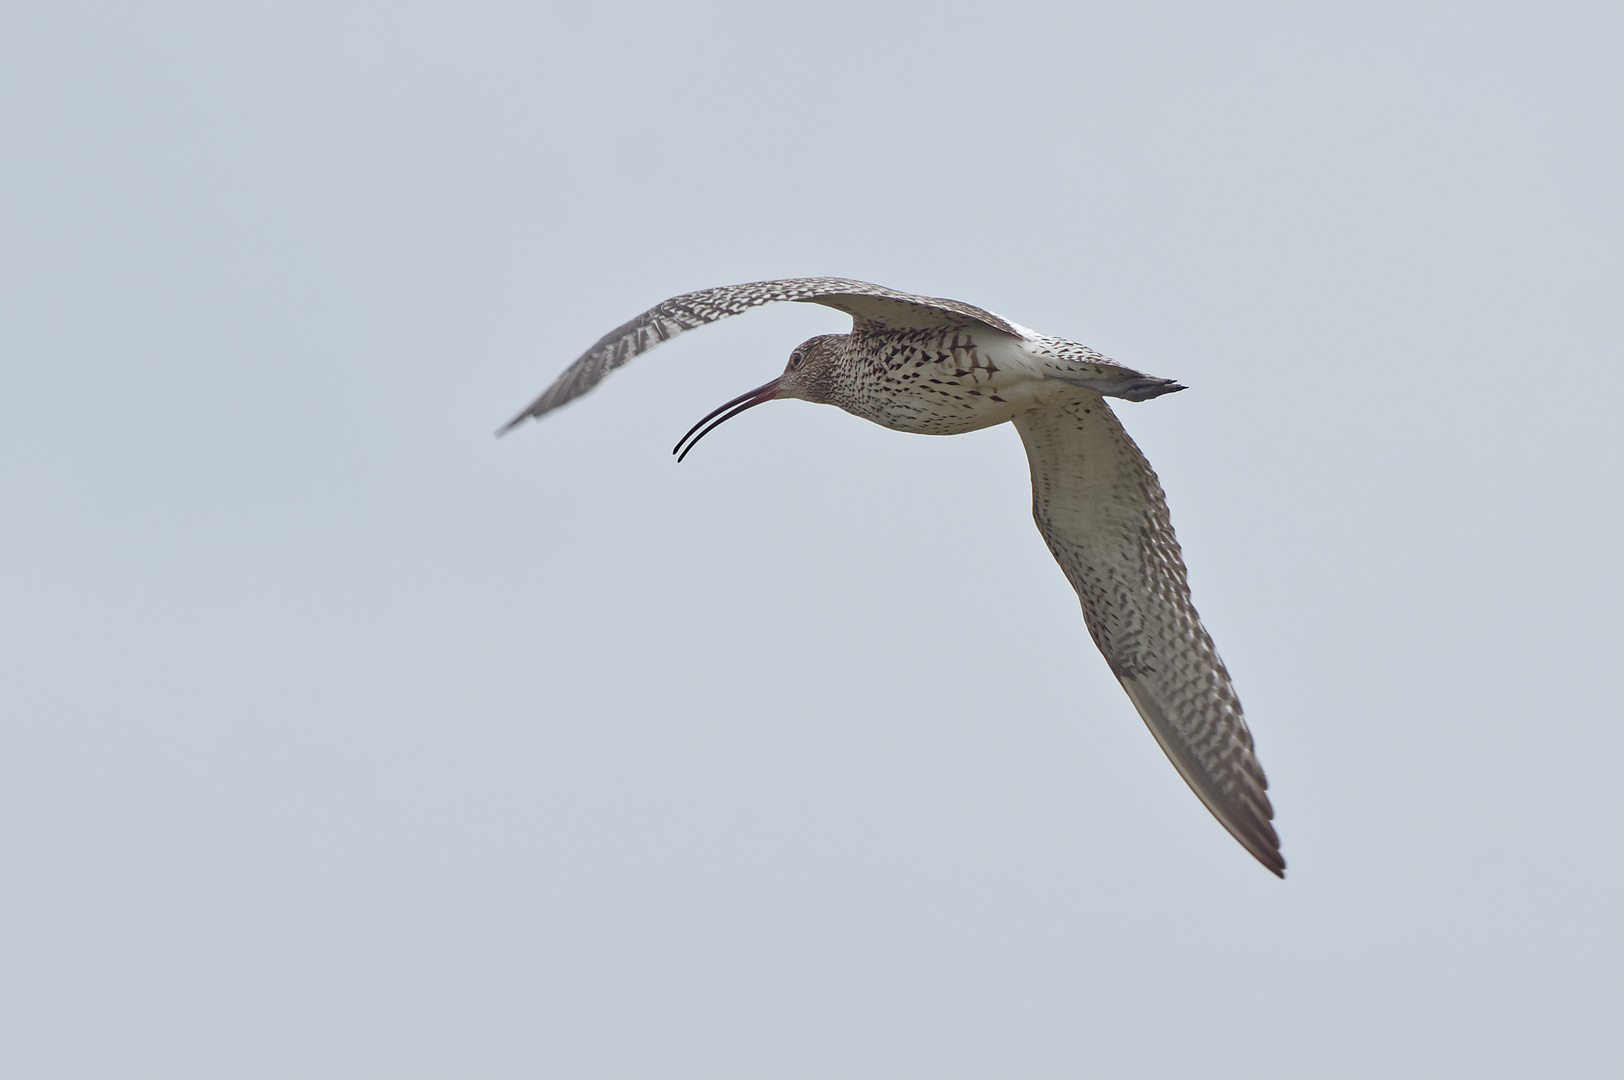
[1,3,1620,1077]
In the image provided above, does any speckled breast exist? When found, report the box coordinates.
[831,328,1046,435]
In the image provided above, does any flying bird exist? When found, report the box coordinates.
[503,278,1283,876]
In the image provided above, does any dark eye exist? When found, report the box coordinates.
[789,351,804,369]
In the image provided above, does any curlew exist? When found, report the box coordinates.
[503,278,1284,877]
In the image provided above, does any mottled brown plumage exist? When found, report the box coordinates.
[505,278,1283,876]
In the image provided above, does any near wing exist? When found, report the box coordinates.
[1013,398,1284,876]
[500,277,1023,432]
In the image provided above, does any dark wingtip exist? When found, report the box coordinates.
[1247,815,1285,878]
[499,380,573,438]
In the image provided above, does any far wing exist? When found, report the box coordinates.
[1013,398,1284,876]
[500,277,1024,431]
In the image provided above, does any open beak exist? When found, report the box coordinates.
[672,377,781,462]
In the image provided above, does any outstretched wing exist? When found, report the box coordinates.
[500,277,1024,432]
[1013,398,1284,876]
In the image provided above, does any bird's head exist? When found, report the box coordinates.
[672,334,847,461]
[773,333,846,404]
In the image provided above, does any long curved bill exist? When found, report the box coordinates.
[672,377,781,462]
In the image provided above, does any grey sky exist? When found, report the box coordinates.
[1,3,1619,1077]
